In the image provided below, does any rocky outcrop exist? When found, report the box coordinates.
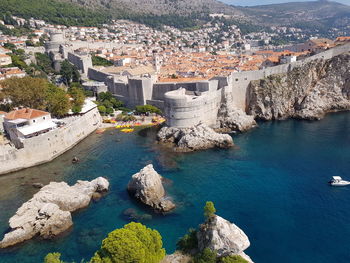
[157,123,234,152]
[127,164,175,212]
[197,215,251,260]
[0,177,109,248]
[217,106,257,133]
[247,52,350,120]
[161,252,192,263]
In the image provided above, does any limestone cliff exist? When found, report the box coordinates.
[197,215,253,262]
[247,52,350,120]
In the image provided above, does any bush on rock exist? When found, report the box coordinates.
[90,222,166,263]
[219,255,249,263]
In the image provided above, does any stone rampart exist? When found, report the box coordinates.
[164,80,222,127]
[67,52,92,75]
[228,43,350,111]
[163,43,350,127]
[0,107,101,175]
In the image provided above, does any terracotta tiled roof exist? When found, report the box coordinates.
[0,111,7,115]
[5,108,49,120]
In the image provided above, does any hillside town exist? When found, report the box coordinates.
[0,13,349,159]
[1,1,350,262]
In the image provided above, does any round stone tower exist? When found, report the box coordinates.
[45,30,65,54]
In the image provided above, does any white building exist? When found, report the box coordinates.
[3,108,57,148]
[0,54,12,66]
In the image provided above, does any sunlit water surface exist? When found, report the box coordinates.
[1,112,350,263]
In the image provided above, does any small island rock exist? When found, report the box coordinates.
[197,215,250,258]
[127,164,175,212]
[0,177,109,248]
[157,123,234,152]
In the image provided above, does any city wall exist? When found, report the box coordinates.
[0,107,101,175]
[84,43,350,128]
[164,80,223,127]
[67,52,92,76]
[164,43,350,127]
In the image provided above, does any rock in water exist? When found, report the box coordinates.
[197,215,250,258]
[157,123,234,152]
[218,107,257,133]
[0,177,109,248]
[127,164,175,212]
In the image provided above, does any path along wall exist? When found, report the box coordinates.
[0,107,101,175]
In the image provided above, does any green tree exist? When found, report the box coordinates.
[98,105,106,115]
[110,97,124,109]
[90,222,165,263]
[46,85,70,117]
[219,255,249,263]
[98,92,113,102]
[60,60,80,85]
[135,104,161,115]
[68,86,85,114]
[0,77,48,109]
[44,252,64,263]
[204,201,216,220]
[92,55,113,67]
[35,53,55,74]
[176,228,198,254]
[194,248,217,263]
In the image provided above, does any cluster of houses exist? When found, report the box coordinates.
[0,14,350,148]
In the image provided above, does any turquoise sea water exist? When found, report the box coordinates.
[1,112,350,263]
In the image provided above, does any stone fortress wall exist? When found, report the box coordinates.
[163,43,350,127]
[46,31,350,128]
[0,107,101,175]
[67,52,92,76]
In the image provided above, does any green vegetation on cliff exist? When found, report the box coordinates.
[45,222,166,263]
[43,203,250,263]
[91,56,113,67]
[91,222,165,263]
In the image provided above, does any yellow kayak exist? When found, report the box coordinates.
[121,128,134,133]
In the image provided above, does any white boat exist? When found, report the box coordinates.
[329,176,350,186]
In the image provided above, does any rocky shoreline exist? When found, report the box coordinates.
[0,177,109,248]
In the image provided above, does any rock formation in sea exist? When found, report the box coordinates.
[0,177,109,248]
[217,106,257,133]
[197,215,253,262]
[157,123,234,152]
[247,52,350,120]
[127,164,175,212]
[161,251,192,263]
